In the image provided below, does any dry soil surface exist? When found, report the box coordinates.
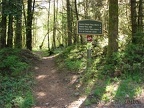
[32,55,86,108]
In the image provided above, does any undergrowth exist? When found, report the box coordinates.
[57,45,87,72]
[57,43,144,106]
[0,48,37,108]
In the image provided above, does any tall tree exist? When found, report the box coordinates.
[131,0,144,44]
[74,0,79,20]
[47,0,51,51]
[26,0,35,50]
[0,0,7,48]
[107,0,118,57]
[15,0,22,48]
[131,0,137,44]
[66,0,72,46]
[52,0,56,49]
[7,0,14,48]
[61,0,67,46]
[84,0,89,18]
[74,0,79,43]
[138,0,143,31]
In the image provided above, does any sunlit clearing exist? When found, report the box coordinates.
[37,92,46,98]
[68,96,87,108]
[36,75,47,80]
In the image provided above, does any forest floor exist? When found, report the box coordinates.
[32,53,144,108]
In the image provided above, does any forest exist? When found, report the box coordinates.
[0,0,144,108]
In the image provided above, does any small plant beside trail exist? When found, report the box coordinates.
[57,45,87,72]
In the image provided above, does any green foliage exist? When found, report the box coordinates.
[0,48,38,76]
[65,59,83,71]
[133,32,144,45]
[57,45,86,71]
[0,75,34,108]
[0,48,36,107]
[0,55,28,76]
[118,44,144,75]
[114,80,139,100]
[100,43,144,76]
[21,91,34,108]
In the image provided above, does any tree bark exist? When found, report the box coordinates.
[7,0,14,48]
[26,0,35,50]
[107,0,118,57]
[0,0,7,48]
[67,0,72,46]
[47,0,51,50]
[52,0,56,49]
[131,0,137,44]
[15,0,22,48]
[7,14,13,48]
[74,0,79,20]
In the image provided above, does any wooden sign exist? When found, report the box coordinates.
[77,19,102,35]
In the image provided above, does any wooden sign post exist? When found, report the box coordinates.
[77,19,103,70]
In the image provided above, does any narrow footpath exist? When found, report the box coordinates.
[32,55,87,108]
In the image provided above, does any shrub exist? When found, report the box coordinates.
[0,48,39,76]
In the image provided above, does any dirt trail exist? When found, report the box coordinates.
[33,55,86,108]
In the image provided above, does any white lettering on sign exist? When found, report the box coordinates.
[77,19,103,35]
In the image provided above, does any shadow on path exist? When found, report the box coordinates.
[32,55,87,108]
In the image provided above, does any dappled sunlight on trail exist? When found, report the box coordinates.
[33,54,85,108]
[42,54,59,59]
[36,75,48,80]
[67,96,87,108]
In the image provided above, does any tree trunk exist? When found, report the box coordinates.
[131,0,144,44]
[0,0,7,48]
[52,0,56,49]
[67,0,72,46]
[15,0,22,48]
[138,0,143,30]
[74,0,79,20]
[61,0,67,46]
[26,0,35,50]
[7,0,14,48]
[131,0,137,44]
[47,0,51,51]
[84,0,89,18]
[107,0,118,57]
[7,14,13,48]
[74,0,81,44]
